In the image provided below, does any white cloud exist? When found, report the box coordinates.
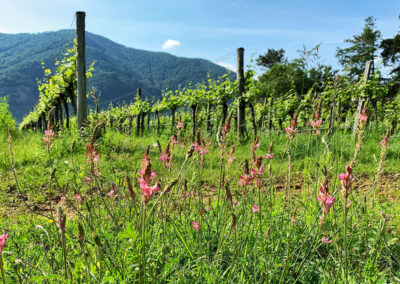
[216,61,236,72]
[0,27,6,33]
[162,39,181,50]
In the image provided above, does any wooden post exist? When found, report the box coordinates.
[136,88,141,137]
[352,61,371,136]
[328,76,339,135]
[76,11,87,129]
[237,47,246,142]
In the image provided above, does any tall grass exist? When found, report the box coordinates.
[0,120,399,282]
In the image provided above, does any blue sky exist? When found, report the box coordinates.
[1,0,400,73]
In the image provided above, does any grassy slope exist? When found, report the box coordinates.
[0,127,399,282]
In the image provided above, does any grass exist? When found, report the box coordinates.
[0,122,399,282]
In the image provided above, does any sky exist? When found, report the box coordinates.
[1,0,400,73]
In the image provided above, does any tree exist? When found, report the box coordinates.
[336,16,382,79]
[380,15,400,81]
[256,48,285,69]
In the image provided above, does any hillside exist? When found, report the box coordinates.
[0,30,233,120]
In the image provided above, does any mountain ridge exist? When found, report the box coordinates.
[0,30,233,120]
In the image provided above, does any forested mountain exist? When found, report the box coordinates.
[0,30,233,120]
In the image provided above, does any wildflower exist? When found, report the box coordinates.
[252,205,259,213]
[77,222,85,241]
[285,113,298,140]
[43,126,55,147]
[160,141,172,168]
[56,207,66,236]
[359,106,369,124]
[107,188,115,198]
[238,160,253,186]
[322,236,334,244]
[73,193,82,202]
[263,142,274,160]
[251,165,265,178]
[192,221,200,230]
[338,165,354,198]
[138,149,159,201]
[140,181,160,198]
[85,143,100,164]
[199,146,209,156]
[0,234,8,254]
[317,180,335,214]
[171,134,178,146]
[177,116,184,129]
[379,132,390,147]
[238,174,254,186]
[85,177,92,183]
[227,146,236,164]
[221,114,232,139]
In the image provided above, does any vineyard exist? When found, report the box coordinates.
[1,14,400,283]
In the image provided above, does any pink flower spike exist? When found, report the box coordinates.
[74,194,82,202]
[263,154,274,160]
[0,234,8,254]
[160,152,168,161]
[107,189,115,198]
[192,221,200,230]
[252,205,259,213]
[321,237,327,243]
[328,239,334,244]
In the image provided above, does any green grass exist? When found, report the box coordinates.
[0,124,399,282]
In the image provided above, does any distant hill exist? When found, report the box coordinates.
[0,30,233,120]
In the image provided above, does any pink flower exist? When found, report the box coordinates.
[338,165,354,197]
[192,221,200,230]
[85,143,100,164]
[285,126,298,139]
[317,180,335,214]
[322,237,333,244]
[233,201,238,206]
[160,152,168,162]
[238,174,254,186]
[252,205,259,213]
[359,113,368,123]
[228,156,236,164]
[0,234,8,254]
[43,128,55,146]
[45,129,55,137]
[140,181,160,198]
[263,153,274,160]
[177,117,184,129]
[199,146,209,156]
[74,194,82,202]
[251,165,265,178]
[107,189,115,198]
[85,177,92,183]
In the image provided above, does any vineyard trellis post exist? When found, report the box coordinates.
[352,60,371,136]
[237,47,246,142]
[136,88,141,137]
[328,75,339,135]
[76,11,87,130]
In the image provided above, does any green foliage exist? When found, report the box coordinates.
[0,96,16,135]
